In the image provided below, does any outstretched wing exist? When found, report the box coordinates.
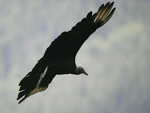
[43,2,115,59]
[17,63,56,104]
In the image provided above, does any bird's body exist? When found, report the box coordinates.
[17,2,116,104]
[45,58,76,74]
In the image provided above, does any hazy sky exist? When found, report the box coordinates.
[0,0,150,113]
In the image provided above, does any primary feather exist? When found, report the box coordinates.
[17,2,116,104]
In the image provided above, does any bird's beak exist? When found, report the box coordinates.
[83,71,88,76]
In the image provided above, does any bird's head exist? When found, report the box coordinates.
[75,67,88,75]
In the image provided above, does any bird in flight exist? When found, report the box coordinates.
[17,2,116,104]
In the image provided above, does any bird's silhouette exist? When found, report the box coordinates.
[17,2,116,104]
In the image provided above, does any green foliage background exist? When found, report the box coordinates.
[0,0,150,113]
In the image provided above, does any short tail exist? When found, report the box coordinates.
[17,63,49,104]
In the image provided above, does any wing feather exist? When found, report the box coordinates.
[17,63,56,104]
[43,2,115,59]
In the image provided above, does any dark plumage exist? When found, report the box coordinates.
[17,2,116,104]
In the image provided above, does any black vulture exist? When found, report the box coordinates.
[17,2,116,104]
